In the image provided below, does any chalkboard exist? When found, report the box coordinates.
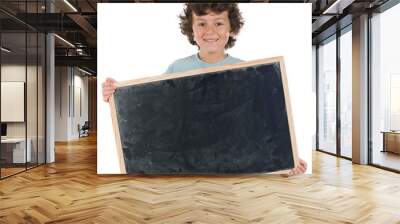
[109,57,298,174]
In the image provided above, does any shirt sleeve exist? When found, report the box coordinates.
[165,63,174,74]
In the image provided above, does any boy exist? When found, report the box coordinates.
[102,3,307,175]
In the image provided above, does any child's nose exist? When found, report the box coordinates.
[205,25,216,34]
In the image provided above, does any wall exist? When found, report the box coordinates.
[88,77,97,132]
[1,65,26,140]
[72,71,89,138]
[1,65,40,137]
[55,66,89,141]
[55,66,69,141]
[1,63,45,164]
[312,45,317,150]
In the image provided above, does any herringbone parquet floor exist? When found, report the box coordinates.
[0,134,399,223]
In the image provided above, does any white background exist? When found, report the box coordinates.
[98,3,312,174]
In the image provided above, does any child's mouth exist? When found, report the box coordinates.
[204,39,218,42]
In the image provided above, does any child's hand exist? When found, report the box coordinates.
[102,78,117,102]
[288,158,307,176]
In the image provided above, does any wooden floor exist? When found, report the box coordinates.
[372,150,400,171]
[1,163,44,178]
[1,134,400,223]
[0,167,26,178]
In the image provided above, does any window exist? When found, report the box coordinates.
[371,2,400,171]
[318,36,337,154]
[0,1,47,179]
[339,28,352,158]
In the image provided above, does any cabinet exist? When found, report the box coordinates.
[382,131,400,154]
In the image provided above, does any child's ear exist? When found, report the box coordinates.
[229,32,236,38]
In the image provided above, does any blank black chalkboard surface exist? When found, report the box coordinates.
[109,57,298,174]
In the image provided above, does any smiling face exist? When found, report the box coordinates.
[192,11,233,56]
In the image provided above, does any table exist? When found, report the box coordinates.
[1,138,31,163]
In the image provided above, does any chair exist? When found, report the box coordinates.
[79,121,90,138]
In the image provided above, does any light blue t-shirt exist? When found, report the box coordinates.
[165,54,243,74]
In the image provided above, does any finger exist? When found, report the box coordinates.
[103,87,115,92]
[280,173,289,178]
[103,93,113,101]
[106,79,116,86]
[292,167,298,175]
[103,81,115,87]
[105,77,116,83]
[302,163,307,171]
[301,163,307,172]
[296,166,302,174]
[102,91,114,97]
[103,87,116,92]
[103,91,113,96]
[105,80,114,85]
[103,83,117,90]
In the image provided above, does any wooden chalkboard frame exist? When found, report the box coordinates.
[109,56,298,174]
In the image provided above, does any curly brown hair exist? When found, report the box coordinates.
[179,3,244,49]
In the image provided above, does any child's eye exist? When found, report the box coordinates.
[215,22,224,26]
[197,23,205,27]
